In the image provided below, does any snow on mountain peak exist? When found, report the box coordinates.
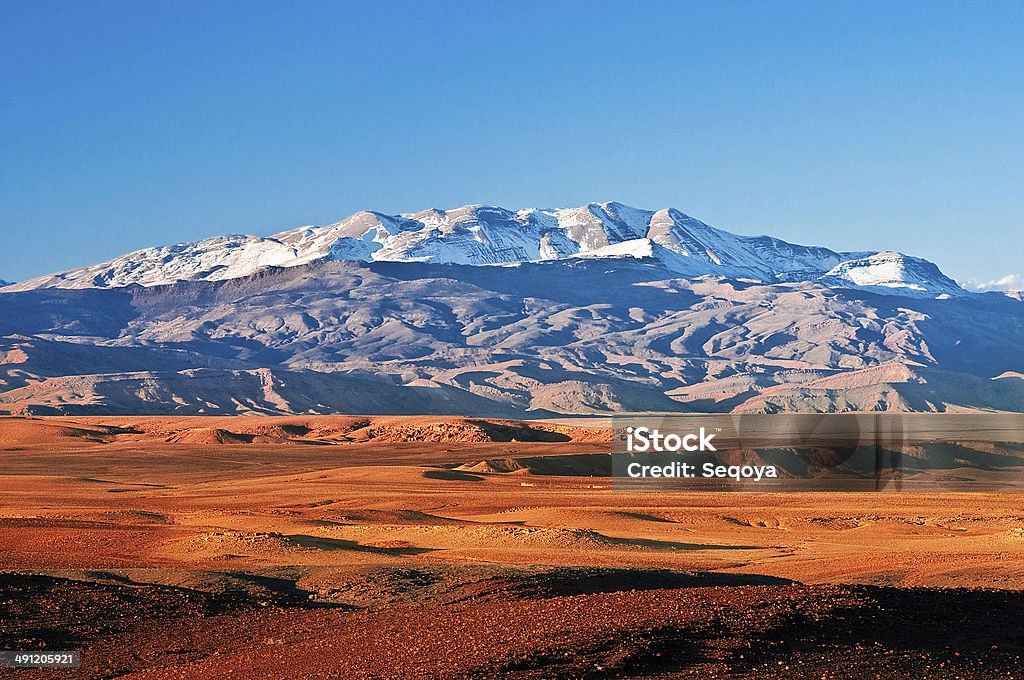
[3,202,968,298]
[821,251,965,297]
[570,238,655,261]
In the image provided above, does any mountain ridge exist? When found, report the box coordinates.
[2,257,1022,416]
[2,201,965,298]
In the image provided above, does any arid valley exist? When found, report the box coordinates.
[1,415,1023,678]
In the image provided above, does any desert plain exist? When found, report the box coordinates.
[1,414,1023,678]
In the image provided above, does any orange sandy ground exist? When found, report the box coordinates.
[1,416,1023,678]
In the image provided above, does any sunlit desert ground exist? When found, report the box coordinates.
[2,415,1023,678]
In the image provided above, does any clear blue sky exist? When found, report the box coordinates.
[2,1,1022,287]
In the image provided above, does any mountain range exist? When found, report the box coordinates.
[2,202,1022,416]
[4,202,966,297]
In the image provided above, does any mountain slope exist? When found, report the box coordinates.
[2,259,1021,416]
[2,201,1014,415]
[820,252,964,297]
[2,202,966,298]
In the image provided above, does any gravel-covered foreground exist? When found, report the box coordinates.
[3,570,1022,679]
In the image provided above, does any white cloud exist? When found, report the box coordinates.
[964,274,1024,292]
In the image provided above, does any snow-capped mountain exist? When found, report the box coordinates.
[2,200,1020,417]
[2,201,966,298]
[820,252,964,297]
